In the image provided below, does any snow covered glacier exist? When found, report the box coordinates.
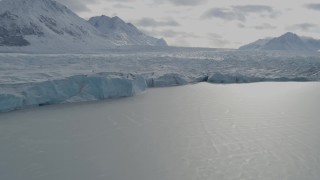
[1,47,320,112]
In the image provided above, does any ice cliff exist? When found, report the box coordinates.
[0,73,147,112]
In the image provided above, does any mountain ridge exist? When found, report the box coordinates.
[239,32,320,52]
[0,0,167,53]
[88,15,167,46]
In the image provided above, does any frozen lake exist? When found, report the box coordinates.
[1,82,320,180]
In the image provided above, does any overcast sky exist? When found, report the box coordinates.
[57,0,320,48]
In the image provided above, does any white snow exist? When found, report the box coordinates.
[1,47,320,112]
[88,15,167,46]
[0,0,167,53]
[240,32,320,52]
[0,0,118,52]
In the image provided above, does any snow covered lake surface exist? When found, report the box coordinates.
[1,82,320,180]
[1,48,320,112]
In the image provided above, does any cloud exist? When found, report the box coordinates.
[237,23,276,30]
[143,29,200,47]
[207,33,230,47]
[143,29,199,39]
[55,0,136,12]
[105,0,136,2]
[55,0,99,12]
[202,5,280,22]
[287,23,319,32]
[203,8,245,21]
[171,38,190,46]
[305,3,320,11]
[233,5,273,13]
[155,0,207,6]
[253,23,276,30]
[237,23,246,28]
[135,18,180,27]
[113,4,135,9]
[160,30,199,38]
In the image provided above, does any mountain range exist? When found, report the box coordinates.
[239,32,320,52]
[88,15,167,47]
[0,0,167,53]
[1,0,320,53]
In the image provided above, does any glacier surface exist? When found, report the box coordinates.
[1,47,320,112]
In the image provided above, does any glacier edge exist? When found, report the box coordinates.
[0,73,148,112]
[0,72,313,113]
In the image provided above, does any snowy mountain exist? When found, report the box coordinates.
[238,38,272,50]
[0,0,118,52]
[301,37,320,51]
[262,32,310,51]
[239,32,320,52]
[0,0,167,53]
[88,15,167,46]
